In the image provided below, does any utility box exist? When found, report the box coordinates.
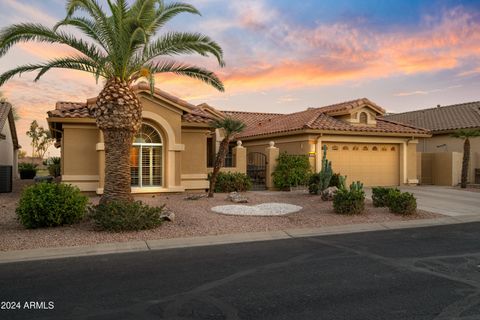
[0,165,13,193]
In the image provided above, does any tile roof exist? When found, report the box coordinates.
[48,89,428,138]
[382,101,480,133]
[233,99,428,139]
[0,102,20,149]
[223,110,283,127]
[314,97,386,115]
[48,84,214,124]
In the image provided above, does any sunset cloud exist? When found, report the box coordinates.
[0,0,479,153]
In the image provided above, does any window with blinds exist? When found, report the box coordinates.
[130,123,163,187]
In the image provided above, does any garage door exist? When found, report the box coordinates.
[325,143,400,186]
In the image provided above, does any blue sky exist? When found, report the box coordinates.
[0,0,479,153]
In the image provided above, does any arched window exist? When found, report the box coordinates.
[130,123,163,187]
[359,112,368,124]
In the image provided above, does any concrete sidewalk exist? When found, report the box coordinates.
[1,214,479,264]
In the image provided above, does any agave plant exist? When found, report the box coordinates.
[0,0,225,203]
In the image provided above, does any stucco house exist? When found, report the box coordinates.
[0,102,21,184]
[47,84,429,193]
[384,101,480,185]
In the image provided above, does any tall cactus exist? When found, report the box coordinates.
[318,145,333,191]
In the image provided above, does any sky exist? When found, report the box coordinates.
[0,0,480,156]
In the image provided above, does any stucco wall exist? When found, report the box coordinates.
[419,152,463,186]
[0,119,14,166]
[418,134,480,183]
[62,124,100,191]
[182,129,208,175]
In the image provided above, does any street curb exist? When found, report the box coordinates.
[1,215,480,264]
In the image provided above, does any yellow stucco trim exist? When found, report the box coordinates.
[62,124,98,129]
[131,186,185,193]
[182,180,209,189]
[62,175,99,181]
[241,129,430,141]
[48,117,96,124]
[181,173,208,179]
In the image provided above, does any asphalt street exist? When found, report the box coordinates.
[2,223,480,319]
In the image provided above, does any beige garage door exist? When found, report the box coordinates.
[325,143,400,186]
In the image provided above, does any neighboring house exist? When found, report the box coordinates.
[48,85,429,193]
[0,102,21,179]
[384,102,480,185]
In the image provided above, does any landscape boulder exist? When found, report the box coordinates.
[227,191,248,203]
[321,186,339,201]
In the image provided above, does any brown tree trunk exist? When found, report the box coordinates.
[461,138,470,188]
[95,78,142,204]
[101,129,134,203]
[208,138,229,197]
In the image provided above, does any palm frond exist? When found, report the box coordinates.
[211,118,246,136]
[147,2,201,33]
[451,129,480,138]
[0,23,104,61]
[33,56,102,81]
[147,60,224,92]
[54,17,110,53]
[144,32,225,67]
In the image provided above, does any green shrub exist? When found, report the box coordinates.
[45,157,61,177]
[16,183,88,228]
[388,191,417,215]
[332,181,365,214]
[210,172,252,193]
[372,187,399,207]
[308,173,321,194]
[329,173,346,190]
[272,153,311,190]
[333,189,365,215]
[89,201,165,232]
[349,181,364,192]
[18,162,38,179]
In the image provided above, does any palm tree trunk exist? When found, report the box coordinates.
[461,138,470,188]
[101,129,134,203]
[95,78,142,204]
[208,138,229,197]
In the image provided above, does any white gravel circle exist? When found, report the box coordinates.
[211,202,302,216]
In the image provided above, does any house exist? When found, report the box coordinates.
[384,102,480,185]
[0,102,21,181]
[47,84,429,193]
[225,98,430,187]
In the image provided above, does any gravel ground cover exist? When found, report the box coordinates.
[0,180,440,251]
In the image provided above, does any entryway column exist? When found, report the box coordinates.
[265,141,279,190]
[96,131,105,195]
[233,140,246,174]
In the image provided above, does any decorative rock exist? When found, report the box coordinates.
[34,176,54,184]
[160,208,175,222]
[184,194,207,200]
[227,191,248,203]
[321,186,339,201]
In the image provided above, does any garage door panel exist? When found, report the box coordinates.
[325,143,399,186]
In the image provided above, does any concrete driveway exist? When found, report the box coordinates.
[366,186,480,216]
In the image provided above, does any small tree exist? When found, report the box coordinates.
[26,120,54,159]
[451,129,480,188]
[208,118,246,197]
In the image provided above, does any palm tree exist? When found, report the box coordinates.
[208,118,246,197]
[451,129,480,188]
[0,0,225,204]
